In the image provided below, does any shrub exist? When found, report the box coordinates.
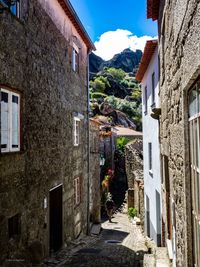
[107,68,126,80]
[116,137,129,152]
[128,207,137,218]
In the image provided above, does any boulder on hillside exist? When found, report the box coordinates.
[99,102,136,129]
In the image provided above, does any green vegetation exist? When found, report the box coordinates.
[107,67,126,80]
[128,207,137,218]
[89,67,142,130]
[116,137,129,152]
[90,76,110,93]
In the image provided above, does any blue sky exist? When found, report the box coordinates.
[70,0,157,60]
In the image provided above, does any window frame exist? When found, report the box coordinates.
[0,0,20,18]
[73,116,80,146]
[148,142,153,175]
[74,177,81,207]
[144,86,148,115]
[151,72,155,107]
[1,88,20,153]
[72,47,79,72]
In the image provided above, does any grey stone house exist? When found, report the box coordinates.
[0,0,94,265]
[89,118,101,224]
[148,0,200,266]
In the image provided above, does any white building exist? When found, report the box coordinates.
[136,40,162,246]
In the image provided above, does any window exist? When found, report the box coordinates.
[73,117,80,146]
[74,177,81,206]
[1,88,20,153]
[148,142,152,172]
[144,86,148,114]
[8,214,21,239]
[188,78,200,266]
[0,0,20,18]
[151,72,155,106]
[72,47,79,72]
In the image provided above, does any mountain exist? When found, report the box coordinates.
[89,48,142,75]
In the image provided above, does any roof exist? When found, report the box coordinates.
[136,40,158,82]
[90,118,102,125]
[113,126,142,137]
[57,0,95,50]
[147,0,160,21]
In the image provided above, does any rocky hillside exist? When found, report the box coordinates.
[89,48,142,75]
[89,48,143,131]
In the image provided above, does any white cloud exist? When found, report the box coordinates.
[94,29,157,60]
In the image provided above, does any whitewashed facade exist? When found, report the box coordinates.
[137,42,162,245]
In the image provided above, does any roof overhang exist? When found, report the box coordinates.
[136,40,158,82]
[57,0,95,51]
[147,0,160,21]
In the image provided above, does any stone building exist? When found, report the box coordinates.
[89,118,101,224]
[125,139,144,227]
[0,0,94,265]
[136,40,162,246]
[148,0,200,266]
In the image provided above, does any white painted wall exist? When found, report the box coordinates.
[141,46,162,245]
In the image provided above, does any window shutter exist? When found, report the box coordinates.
[1,91,9,150]
[12,95,19,149]
[72,48,76,71]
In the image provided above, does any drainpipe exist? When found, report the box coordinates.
[86,49,92,235]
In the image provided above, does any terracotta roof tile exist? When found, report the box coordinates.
[136,40,158,82]
[147,0,160,21]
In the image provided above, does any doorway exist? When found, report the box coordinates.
[49,184,63,252]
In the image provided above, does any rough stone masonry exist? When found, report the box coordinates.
[158,0,200,266]
[0,0,93,265]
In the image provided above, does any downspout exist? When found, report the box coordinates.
[86,49,92,235]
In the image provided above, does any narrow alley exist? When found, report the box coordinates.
[42,208,148,267]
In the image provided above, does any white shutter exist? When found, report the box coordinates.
[74,117,80,146]
[72,48,76,71]
[11,94,19,149]
[1,91,9,152]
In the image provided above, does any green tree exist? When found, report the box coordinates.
[90,76,110,93]
[107,68,126,80]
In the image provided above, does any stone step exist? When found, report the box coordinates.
[156,247,171,267]
[143,254,156,267]
[144,247,171,267]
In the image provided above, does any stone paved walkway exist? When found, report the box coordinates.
[42,210,148,267]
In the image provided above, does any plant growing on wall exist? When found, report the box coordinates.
[128,207,137,218]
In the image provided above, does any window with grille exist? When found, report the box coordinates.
[1,88,20,152]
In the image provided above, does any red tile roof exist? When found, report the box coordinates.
[114,126,142,137]
[57,0,95,50]
[147,0,160,21]
[136,40,158,82]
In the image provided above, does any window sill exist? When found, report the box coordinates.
[1,150,24,156]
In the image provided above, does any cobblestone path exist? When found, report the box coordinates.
[42,210,148,267]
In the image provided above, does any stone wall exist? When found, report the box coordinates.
[158,1,200,266]
[89,120,101,223]
[125,139,144,226]
[0,0,90,264]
